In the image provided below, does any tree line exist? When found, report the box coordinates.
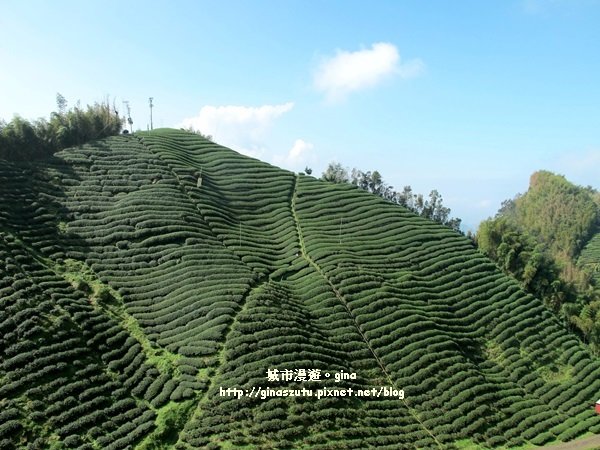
[0,94,122,161]
[320,162,462,231]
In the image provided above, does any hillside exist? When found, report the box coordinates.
[508,171,598,262]
[1,129,600,449]
[476,171,600,351]
[579,233,600,288]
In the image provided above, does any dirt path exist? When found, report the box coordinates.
[538,435,600,450]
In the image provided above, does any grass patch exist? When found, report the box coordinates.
[454,439,484,449]
[55,258,181,377]
[483,340,503,363]
[537,363,573,384]
[57,221,68,233]
[137,400,195,449]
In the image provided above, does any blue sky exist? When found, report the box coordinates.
[1,0,599,230]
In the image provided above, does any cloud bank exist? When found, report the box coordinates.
[179,102,294,157]
[313,42,424,102]
[273,139,315,171]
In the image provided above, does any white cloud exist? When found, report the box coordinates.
[287,139,314,164]
[313,42,424,102]
[273,139,316,171]
[178,102,294,156]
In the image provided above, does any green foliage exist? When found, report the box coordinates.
[179,125,212,141]
[515,171,599,258]
[321,161,349,184]
[487,171,600,275]
[579,233,600,287]
[321,161,462,230]
[477,216,569,309]
[137,401,195,449]
[2,131,600,449]
[0,94,122,161]
[477,170,600,352]
[0,115,49,160]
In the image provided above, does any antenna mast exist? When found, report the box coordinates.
[123,100,133,132]
[149,97,154,130]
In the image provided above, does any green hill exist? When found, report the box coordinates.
[476,171,600,350]
[579,232,600,288]
[1,129,600,449]
[513,171,598,260]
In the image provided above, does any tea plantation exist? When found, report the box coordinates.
[579,233,600,287]
[1,129,599,449]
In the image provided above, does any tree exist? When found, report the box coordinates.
[56,92,68,114]
[181,126,213,141]
[512,171,599,259]
[476,174,600,353]
[397,186,415,209]
[0,115,47,160]
[321,162,462,231]
[496,197,517,218]
[476,215,586,316]
[322,162,349,184]
[0,96,122,161]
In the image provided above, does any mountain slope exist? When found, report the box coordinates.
[579,232,600,288]
[1,129,600,449]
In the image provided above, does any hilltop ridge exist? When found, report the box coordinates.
[1,129,600,449]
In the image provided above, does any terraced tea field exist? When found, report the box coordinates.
[1,129,600,449]
[579,233,600,287]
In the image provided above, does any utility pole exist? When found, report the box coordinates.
[149,97,154,130]
[123,101,133,132]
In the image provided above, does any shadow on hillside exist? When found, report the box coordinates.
[0,152,90,262]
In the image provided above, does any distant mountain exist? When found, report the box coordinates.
[1,130,599,449]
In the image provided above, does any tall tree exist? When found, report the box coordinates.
[322,162,349,184]
[321,162,462,231]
